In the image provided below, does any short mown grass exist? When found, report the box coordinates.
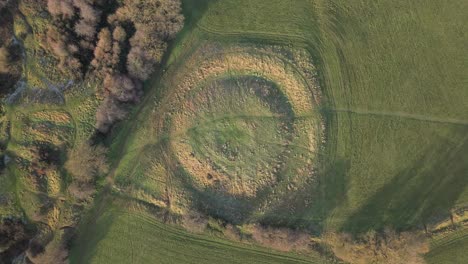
[425,227,468,264]
[70,207,325,264]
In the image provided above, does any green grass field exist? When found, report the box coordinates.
[67,0,468,262]
[425,227,468,264]
[189,0,468,228]
[70,206,326,264]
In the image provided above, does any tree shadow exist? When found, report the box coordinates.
[342,129,468,234]
[181,0,218,30]
[165,0,218,54]
[69,192,116,263]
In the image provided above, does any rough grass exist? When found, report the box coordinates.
[0,0,100,232]
[176,76,291,196]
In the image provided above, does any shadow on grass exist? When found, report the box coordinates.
[257,158,350,234]
[341,128,468,234]
[69,191,116,264]
[165,0,219,54]
[181,0,218,29]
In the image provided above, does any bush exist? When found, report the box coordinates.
[65,142,108,184]
[249,225,311,252]
[0,218,33,262]
[46,0,185,133]
[126,45,157,81]
[95,97,128,133]
[46,26,83,75]
[0,44,21,95]
[104,74,141,103]
[65,142,108,199]
[324,229,429,264]
[123,0,184,40]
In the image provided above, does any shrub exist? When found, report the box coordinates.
[324,229,429,264]
[0,219,32,262]
[65,142,108,184]
[249,225,311,252]
[0,44,21,94]
[104,74,141,103]
[46,26,83,75]
[95,97,128,133]
[47,0,184,132]
[126,45,156,81]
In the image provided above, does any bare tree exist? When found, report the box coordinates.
[65,142,108,183]
[126,45,156,81]
[47,0,75,18]
[123,0,184,81]
[91,27,113,75]
[73,0,100,23]
[95,97,128,133]
[74,20,97,38]
[104,74,141,103]
[112,26,127,43]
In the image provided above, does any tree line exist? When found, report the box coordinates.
[46,0,184,133]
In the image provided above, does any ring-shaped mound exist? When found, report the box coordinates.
[167,49,321,197]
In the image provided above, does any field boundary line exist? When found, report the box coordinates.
[332,108,468,126]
